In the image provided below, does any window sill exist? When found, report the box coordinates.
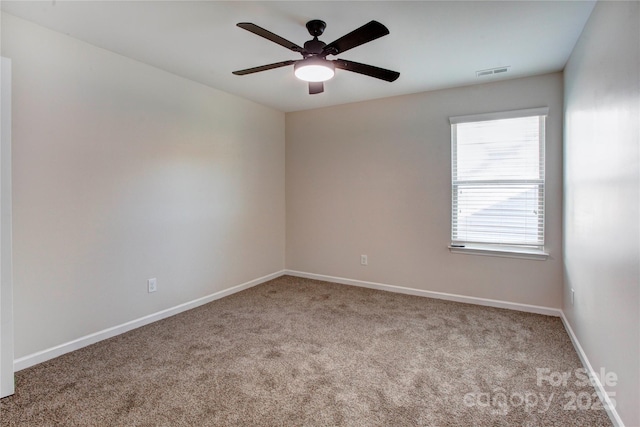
[448,244,549,261]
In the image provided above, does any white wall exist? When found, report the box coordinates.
[286,73,564,308]
[563,1,640,426]
[1,13,285,359]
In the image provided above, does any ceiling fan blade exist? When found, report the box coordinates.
[309,82,324,95]
[333,59,400,82]
[237,23,303,52]
[323,21,389,55]
[232,60,297,75]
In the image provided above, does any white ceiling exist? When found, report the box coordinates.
[1,1,596,112]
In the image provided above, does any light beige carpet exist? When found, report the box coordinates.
[1,275,611,426]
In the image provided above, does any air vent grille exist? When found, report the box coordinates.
[476,66,510,77]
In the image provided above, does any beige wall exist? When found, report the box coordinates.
[286,73,564,308]
[563,2,640,425]
[2,13,285,358]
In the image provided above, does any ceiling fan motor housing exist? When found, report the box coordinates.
[303,39,326,55]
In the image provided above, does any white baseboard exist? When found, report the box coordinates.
[559,312,624,427]
[284,270,561,317]
[14,270,285,372]
[12,269,625,427]
[14,269,558,373]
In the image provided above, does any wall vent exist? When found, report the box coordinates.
[476,66,510,77]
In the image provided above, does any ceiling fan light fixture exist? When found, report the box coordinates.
[294,58,335,82]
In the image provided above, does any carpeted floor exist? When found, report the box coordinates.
[1,275,611,426]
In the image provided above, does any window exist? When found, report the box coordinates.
[449,108,548,258]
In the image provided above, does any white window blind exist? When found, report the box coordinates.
[450,108,547,250]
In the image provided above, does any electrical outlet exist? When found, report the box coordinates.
[361,255,368,266]
[148,278,157,293]
[571,288,575,305]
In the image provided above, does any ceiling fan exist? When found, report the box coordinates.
[232,19,400,95]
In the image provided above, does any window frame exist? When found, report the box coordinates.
[448,107,549,260]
